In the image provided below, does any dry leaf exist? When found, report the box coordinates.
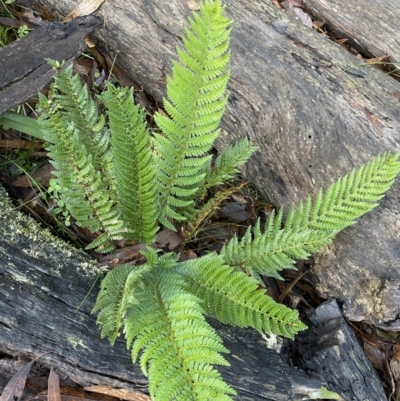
[73,58,93,76]
[155,228,182,250]
[84,37,97,48]
[0,17,30,29]
[0,140,43,149]
[335,38,349,46]
[312,20,326,29]
[363,338,386,372]
[287,0,302,6]
[230,192,246,203]
[84,386,151,401]
[63,0,105,22]
[21,10,43,26]
[0,361,33,401]
[47,369,61,401]
[186,0,200,10]
[390,344,400,380]
[291,6,312,28]
[271,0,283,8]
[38,5,56,21]
[365,54,390,64]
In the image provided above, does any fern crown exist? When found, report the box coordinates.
[35,1,400,400]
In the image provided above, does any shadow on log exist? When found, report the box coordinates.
[20,0,400,329]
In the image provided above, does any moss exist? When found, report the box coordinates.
[0,186,105,276]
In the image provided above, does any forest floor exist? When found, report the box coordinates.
[0,1,399,400]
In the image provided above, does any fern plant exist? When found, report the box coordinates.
[35,1,400,400]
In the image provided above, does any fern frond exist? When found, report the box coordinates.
[221,152,400,277]
[154,0,232,226]
[101,83,159,243]
[92,263,151,344]
[47,62,118,203]
[37,93,124,252]
[47,63,107,159]
[124,250,235,401]
[184,181,248,241]
[203,137,258,190]
[179,254,307,339]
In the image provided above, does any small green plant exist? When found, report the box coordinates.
[17,24,30,38]
[32,1,400,400]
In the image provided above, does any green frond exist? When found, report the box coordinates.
[101,83,159,243]
[179,253,306,339]
[47,63,106,154]
[203,137,258,190]
[37,93,124,253]
[46,62,117,201]
[92,263,150,344]
[153,0,232,225]
[221,152,400,278]
[124,251,235,401]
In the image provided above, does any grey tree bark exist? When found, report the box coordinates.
[22,0,400,328]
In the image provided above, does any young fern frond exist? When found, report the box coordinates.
[154,0,231,227]
[101,83,159,243]
[221,152,400,278]
[124,249,235,401]
[179,254,307,338]
[203,137,258,190]
[37,93,124,253]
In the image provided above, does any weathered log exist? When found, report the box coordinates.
[0,187,325,400]
[282,300,387,401]
[304,0,400,62]
[22,0,400,329]
[0,15,102,116]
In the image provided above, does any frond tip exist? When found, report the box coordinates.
[221,151,400,278]
[180,254,307,339]
[154,0,232,226]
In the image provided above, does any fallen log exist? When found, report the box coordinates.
[0,15,102,116]
[21,0,400,329]
[304,0,400,62]
[283,300,387,401]
[0,187,325,400]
